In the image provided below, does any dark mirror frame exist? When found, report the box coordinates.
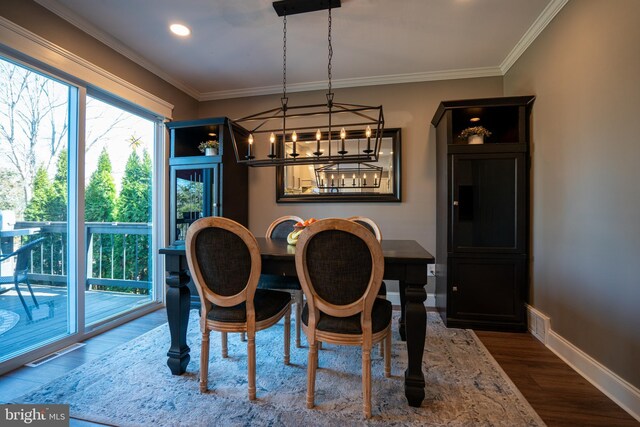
[276,128,401,203]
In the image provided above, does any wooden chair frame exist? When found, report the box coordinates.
[186,216,291,400]
[295,218,391,418]
[264,215,304,348]
[347,216,383,242]
[348,216,386,354]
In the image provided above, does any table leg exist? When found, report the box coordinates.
[404,283,426,407]
[398,282,407,341]
[166,265,191,375]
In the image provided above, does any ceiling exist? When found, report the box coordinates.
[34,0,564,101]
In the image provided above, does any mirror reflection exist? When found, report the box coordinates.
[276,128,401,202]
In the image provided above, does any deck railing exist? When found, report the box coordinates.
[13,221,152,292]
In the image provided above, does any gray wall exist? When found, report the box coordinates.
[199,77,504,295]
[504,0,640,387]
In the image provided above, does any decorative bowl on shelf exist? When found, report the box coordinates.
[459,126,491,145]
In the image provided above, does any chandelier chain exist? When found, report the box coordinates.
[282,13,287,101]
[327,6,332,95]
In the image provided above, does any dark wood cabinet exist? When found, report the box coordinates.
[166,117,249,245]
[432,96,534,331]
[166,117,249,307]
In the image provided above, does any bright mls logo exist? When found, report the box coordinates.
[1,404,69,426]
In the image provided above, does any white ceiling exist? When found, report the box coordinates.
[35,0,565,101]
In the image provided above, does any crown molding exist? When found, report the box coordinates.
[199,67,503,101]
[500,0,569,74]
[0,16,174,118]
[34,0,200,100]
[34,0,563,102]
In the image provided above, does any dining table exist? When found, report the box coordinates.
[159,237,434,407]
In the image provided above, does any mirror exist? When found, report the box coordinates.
[276,128,401,203]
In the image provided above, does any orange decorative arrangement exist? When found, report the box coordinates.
[287,218,318,245]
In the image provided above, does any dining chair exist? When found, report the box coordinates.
[0,237,45,321]
[295,218,392,418]
[348,216,387,354]
[259,215,304,347]
[185,216,291,400]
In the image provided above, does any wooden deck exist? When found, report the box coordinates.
[0,284,150,361]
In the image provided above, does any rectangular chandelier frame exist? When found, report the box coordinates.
[230,102,384,167]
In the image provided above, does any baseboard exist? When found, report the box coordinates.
[526,305,640,422]
[387,291,435,308]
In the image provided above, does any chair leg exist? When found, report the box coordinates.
[200,330,210,392]
[14,282,32,321]
[295,291,302,348]
[284,307,291,365]
[362,347,372,419]
[307,342,318,408]
[24,277,39,308]
[247,332,256,400]
[221,332,228,358]
[384,332,391,378]
[240,332,246,342]
[379,341,384,356]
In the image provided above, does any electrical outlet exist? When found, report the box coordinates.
[427,264,436,276]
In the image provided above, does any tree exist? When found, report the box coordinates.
[116,150,151,223]
[0,169,24,212]
[0,61,68,210]
[46,149,67,221]
[23,166,52,220]
[85,147,117,222]
[114,148,152,282]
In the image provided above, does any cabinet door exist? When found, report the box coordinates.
[450,153,525,253]
[170,164,219,244]
[449,257,525,325]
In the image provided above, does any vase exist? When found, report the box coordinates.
[205,147,218,156]
[468,135,484,145]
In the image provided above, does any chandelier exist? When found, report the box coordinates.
[314,162,383,191]
[230,0,385,167]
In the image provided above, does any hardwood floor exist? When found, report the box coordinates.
[1,308,637,426]
[476,330,638,426]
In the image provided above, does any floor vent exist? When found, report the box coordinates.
[25,343,86,367]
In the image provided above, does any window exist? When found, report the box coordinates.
[0,52,165,368]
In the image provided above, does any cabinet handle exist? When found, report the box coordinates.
[453,200,459,206]
[452,285,458,292]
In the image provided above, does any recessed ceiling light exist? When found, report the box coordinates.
[470,117,480,122]
[170,24,191,37]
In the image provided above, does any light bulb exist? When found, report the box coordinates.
[291,131,298,142]
[270,133,276,144]
[340,128,346,139]
[364,174,367,179]
[248,134,254,144]
[316,129,322,141]
[365,126,372,138]
[352,174,356,178]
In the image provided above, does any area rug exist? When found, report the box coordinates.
[14,311,545,426]
[0,309,20,336]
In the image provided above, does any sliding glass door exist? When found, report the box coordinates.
[0,53,163,367]
[0,57,74,362]
[84,94,156,326]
